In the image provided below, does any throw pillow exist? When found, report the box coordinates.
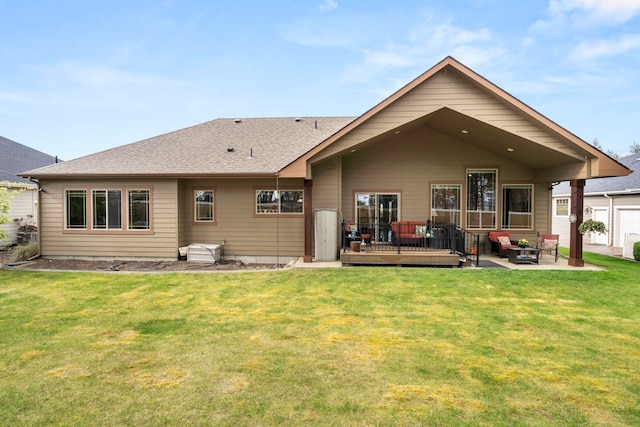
[349,224,358,233]
[497,236,511,247]
[415,225,427,235]
[542,239,558,250]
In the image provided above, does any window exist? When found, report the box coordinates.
[466,169,497,229]
[92,190,122,229]
[431,184,461,224]
[194,190,214,222]
[555,198,569,217]
[66,190,87,229]
[256,190,303,214]
[128,190,150,230]
[502,185,533,229]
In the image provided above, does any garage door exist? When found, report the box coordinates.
[618,209,640,246]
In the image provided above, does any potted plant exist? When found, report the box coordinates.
[518,238,528,248]
[578,219,607,235]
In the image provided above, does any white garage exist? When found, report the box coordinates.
[618,208,640,246]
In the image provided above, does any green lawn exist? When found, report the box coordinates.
[1,253,639,426]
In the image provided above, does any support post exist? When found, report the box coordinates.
[568,179,585,267]
[303,179,313,263]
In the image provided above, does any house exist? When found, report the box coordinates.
[1,136,58,245]
[553,154,640,258]
[20,57,630,266]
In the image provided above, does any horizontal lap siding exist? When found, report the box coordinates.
[182,178,305,257]
[320,70,571,160]
[38,179,178,259]
[339,127,550,236]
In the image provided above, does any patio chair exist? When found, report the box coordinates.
[537,233,559,262]
[488,231,518,258]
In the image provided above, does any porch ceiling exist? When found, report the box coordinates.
[418,108,586,171]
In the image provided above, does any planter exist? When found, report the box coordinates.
[350,241,361,252]
[18,232,38,245]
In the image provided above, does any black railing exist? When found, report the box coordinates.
[342,220,480,266]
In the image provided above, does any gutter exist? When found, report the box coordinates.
[554,188,640,197]
[603,192,614,247]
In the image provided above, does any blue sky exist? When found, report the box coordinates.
[1,0,639,161]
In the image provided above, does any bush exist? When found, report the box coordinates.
[634,241,640,261]
[13,243,39,262]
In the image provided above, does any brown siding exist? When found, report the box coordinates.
[333,126,551,248]
[181,178,305,257]
[39,179,179,259]
[315,70,576,162]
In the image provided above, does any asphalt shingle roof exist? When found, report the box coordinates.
[23,117,355,178]
[1,135,58,184]
[553,154,640,195]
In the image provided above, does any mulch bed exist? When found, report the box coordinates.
[1,246,286,272]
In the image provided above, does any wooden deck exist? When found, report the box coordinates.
[340,250,461,267]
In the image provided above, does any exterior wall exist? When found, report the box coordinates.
[1,185,37,246]
[332,127,551,251]
[38,179,179,260]
[314,69,577,163]
[311,158,343,257]
[553,193,640,248]
[180,177,305,261]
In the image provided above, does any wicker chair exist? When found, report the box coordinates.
[537,234,559,262]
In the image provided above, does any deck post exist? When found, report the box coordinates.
[303,179,313,263]
[568,179,585,267]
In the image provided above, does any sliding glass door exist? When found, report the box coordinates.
[355,193,399,242]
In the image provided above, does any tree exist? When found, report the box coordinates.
[592,138,619,159]
[0,182,14,241]
[629,141,640,154]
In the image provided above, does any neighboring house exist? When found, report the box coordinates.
[1,136,58,245]
[553,154,640,257]
[20,57,630,266]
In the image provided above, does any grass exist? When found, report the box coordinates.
[1,252,639,426]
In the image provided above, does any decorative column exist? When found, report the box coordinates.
[303,179,313,263]
[568,179,585,267]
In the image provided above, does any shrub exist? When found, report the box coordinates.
[13,242,39,262]
[634,241,640,261]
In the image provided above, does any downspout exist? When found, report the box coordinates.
[276,173,280,269]
[604,192,614,246]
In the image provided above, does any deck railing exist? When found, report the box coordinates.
[342,220,480,266]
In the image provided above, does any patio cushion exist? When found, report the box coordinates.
[497,236,511,247]
[541,239,558,250]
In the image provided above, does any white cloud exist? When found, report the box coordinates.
[319,0,338,13]
[549,0,640,23]
[341,23,500,84]
[570,33,640,60]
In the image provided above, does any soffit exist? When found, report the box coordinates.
[422,108,584,170]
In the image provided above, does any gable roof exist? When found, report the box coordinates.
[280,56,631,181]
[1,135,58,185]
[553,154,640,196]
[22,117,354,179]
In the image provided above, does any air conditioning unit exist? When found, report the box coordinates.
[187,243,221,263]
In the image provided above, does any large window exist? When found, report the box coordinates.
[256,190,303,214]
[502,185,533,229]
[466,169,497,229]
[128,190,150,230]
[66,190,87,229]
[194,190,215,222]
[92,190,122,229]
[65,188,151,232]
[431,184,461,224]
